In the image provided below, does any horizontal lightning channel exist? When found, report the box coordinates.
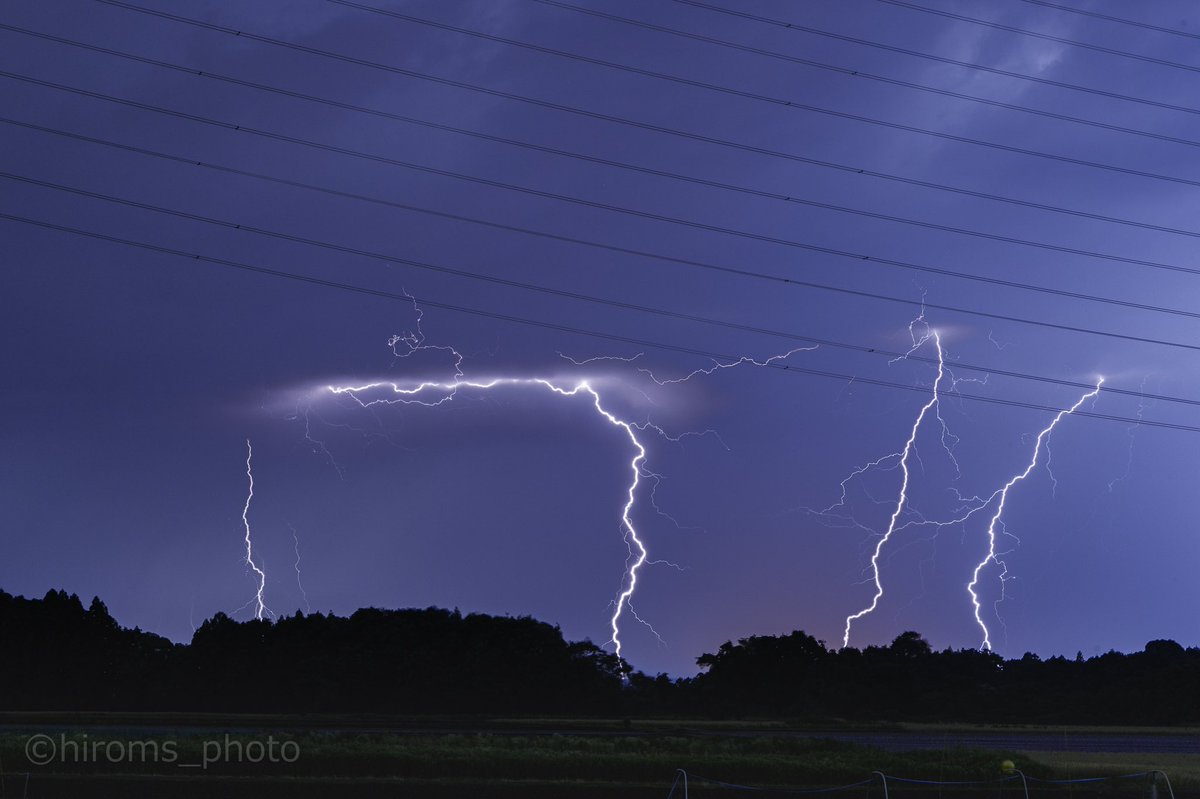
[325,375,651,665]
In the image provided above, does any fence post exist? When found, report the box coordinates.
[872,771,889,799]
[667,768,689,799]
[1152,771,1175,799]
[1012,769,1030,799]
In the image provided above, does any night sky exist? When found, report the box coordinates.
[4,0,1200,677]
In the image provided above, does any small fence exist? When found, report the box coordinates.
[666,768,1176,799]
[0,752,29,799]
[0,771,30,799]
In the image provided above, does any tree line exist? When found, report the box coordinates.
[3,589,1197,723]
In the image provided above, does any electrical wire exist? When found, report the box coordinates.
[34,13,1200,241]
[1017,0,1200,42]
[6,210,1191,433]
[5,130,1195,407]
[9,164,1200,357]
[669,0,1200,119]
[530,0,1200,150]
[876,0,1200,75]
[326,0,1200,190]
[9,107,1200,323]
[92,0,1200,191]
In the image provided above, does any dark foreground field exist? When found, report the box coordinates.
[1,717,1196,798]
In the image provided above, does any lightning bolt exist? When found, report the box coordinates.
[240,439,273,621]
[967,379,1103,651]
[307,296,816,665]
[1108,375,1148,493]
[639,347,818,385]
[388,297,465,379]
[795,310,1100,652]
[327,375,650,663]
[841,319,948,648]
[557,351,644,366]
[289,522,312,614]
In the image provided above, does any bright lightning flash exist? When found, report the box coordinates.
[306,295,814,664]
[326,375,652,663]
[841,322,948,648]
[803,311,1103,653]
[240,439,273,621]
[967,379,1102,650]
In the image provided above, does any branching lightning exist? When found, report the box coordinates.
[797,311,1103,653]
[303,296,817,665]
[841,319,948,648]
[270,284,1119,660]
[318,295,659,662]
[326,374,653,661]
[967,379,1102,650]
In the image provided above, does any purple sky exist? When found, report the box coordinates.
[4,0,1200,676]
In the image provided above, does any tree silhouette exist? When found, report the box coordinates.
[2,586,1199,722]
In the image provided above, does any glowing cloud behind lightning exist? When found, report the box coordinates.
[968,379,1103,651]
[240,439,272,621]
[842,323,947,649]
[305,295,816,665]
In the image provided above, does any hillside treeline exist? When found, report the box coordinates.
[3,589,1197,723]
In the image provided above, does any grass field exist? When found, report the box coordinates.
[0,730,1028,796]
[0,718,1194,797]
[1021,752,1200,788]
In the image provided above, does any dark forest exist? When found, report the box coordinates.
[4,589,1196,724]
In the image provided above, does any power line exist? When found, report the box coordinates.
[531,0,1200,151]
[669,0,1200,119]
[1017,0,1200,42]
[329,0,1200,190]
[877,0,1200,75]
[6,89,1200,343]
[8,49,1200,300]
[12,22,1200,246]
[9,96,1200,320]
[9,8,1196,403]
[100,0,1200,191]
[8,167,1200,360]
[11,72,1200,354]
[9,108,1200,338]
[5,210,1192,434]
[4,123,1197,409]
